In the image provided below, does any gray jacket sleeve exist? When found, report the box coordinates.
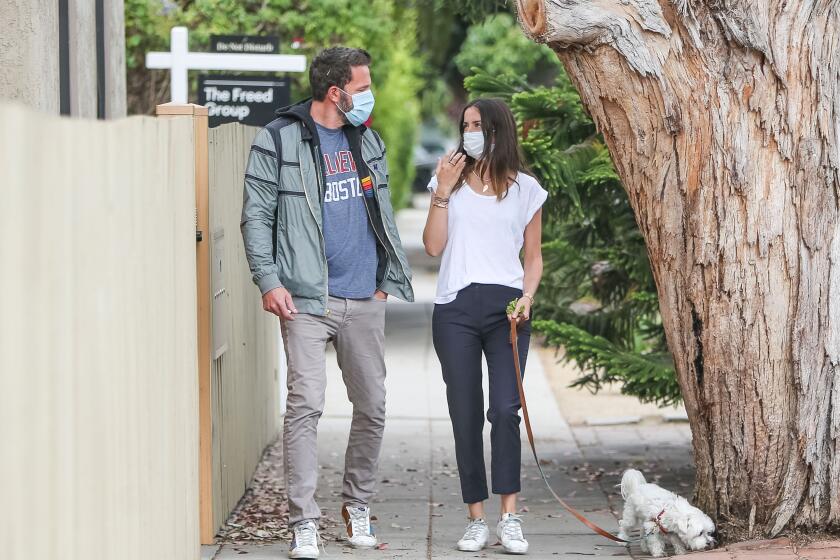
[241,128,283,295]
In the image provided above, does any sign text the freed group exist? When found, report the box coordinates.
[198,75,291,127]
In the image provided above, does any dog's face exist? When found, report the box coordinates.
[677,512,716,550]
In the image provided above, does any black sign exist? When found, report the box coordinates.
[210,35,279,54]
[198,75,291,128]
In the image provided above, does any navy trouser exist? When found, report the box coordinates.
[432,283,531,504]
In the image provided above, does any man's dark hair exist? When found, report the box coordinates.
[309,46,372,101]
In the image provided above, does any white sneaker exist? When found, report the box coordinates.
[457,518,489,552]
[342,504,377,548]
[289,520,320,559]
[497,513,528,554]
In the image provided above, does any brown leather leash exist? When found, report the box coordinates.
[509,318,636,544]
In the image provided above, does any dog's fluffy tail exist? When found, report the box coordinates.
[621,469,647,499]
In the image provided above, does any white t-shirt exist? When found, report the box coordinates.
[428,172,548,305]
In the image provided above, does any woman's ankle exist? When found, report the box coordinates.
[467,501,485,520]
[500,493,518,514]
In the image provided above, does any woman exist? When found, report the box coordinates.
[423,98,546,554]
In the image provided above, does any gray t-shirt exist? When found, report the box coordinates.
[316,123,378,298]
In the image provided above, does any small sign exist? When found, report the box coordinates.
[198,74,290,127]
[147,27,305,104]
[210,35,279,54]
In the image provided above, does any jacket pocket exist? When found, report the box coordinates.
[275,194,324,299]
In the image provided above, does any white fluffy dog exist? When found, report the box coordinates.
[617,469,716,557]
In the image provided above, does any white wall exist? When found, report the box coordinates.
[0,0,60,113]
[0,0,126,117]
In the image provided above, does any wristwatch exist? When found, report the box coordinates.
[522,292,535,304]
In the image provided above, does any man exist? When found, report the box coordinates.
[241,47,414,559]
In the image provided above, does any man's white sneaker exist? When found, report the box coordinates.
[289,520,320,559]
[497,513,529,554]
[342,504,377,548]
[457,518,489,552]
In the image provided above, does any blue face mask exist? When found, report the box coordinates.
[337,87,375,126]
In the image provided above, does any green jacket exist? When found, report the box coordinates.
[241,100,414,315]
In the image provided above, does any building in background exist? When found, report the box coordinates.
[0,0,126,118]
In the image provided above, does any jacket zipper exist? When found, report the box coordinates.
[365,157,409,293]
[299,143,330,313]
[361,185,391,291]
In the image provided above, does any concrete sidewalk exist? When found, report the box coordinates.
[205,285,648,559]
[204,205,686,559]
[202,206,840,559]
[203,296,840,560]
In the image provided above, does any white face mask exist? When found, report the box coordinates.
[462,131,485,159]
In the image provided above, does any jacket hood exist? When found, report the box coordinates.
[275,97,313,120]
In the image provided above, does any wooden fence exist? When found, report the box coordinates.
[208,122,283,533]
[0,102,284,557]
[0,103,200,560]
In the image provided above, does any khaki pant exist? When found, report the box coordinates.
[280,296,388,524]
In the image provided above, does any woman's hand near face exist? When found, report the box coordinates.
[435,151,466,196]
[424,151,463,257]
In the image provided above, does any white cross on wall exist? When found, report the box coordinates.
[146,27,307,103]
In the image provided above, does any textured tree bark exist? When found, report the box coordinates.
[516,0,840,536]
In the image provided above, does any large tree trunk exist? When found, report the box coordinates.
[516,0,840,536]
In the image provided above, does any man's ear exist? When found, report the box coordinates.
[330,86,350,111]
[327,86,340,104]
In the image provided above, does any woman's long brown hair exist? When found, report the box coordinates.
[454,98,530,200]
